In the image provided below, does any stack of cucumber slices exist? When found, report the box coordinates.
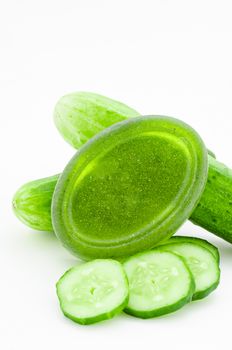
[13,91,229,326]
[57,236,220,325]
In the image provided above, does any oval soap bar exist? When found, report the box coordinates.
[52,116,208,259]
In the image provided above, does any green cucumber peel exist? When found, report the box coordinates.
[56,259,129,325]
[52,116,207,259]
[123,249,195,318]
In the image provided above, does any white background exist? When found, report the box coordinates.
[1,1,232,349]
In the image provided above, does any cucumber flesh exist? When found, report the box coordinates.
[123,250,194,318]
[159,242,220,300]
[160,236,220,262]
[56,259,129,325]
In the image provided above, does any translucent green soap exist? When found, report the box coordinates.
[52,116,208,259]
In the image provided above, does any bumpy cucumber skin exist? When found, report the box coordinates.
[52,116,208,260]
[159,236,220,263]
[56,260,129,325]
[123,250,195,319]
[54,91,139,149]
[12,175,59,231]
[158,242,220,301]
[191,156,232,244]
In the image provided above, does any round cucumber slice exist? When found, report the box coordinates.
[123,250,195,318]
[160,236,220,262]
[159,242,220,300]
[56,259,129,325]
[52,116,208,259]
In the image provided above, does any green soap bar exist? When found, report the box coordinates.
[52,116,208,260]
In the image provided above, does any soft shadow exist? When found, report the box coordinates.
[14,227,79,266]
[21,228,58,248]
[217,242,232,259]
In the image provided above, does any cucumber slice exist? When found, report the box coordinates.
[123,250,195,318]
[159,242,220,300]
[160,236,220,262]
[56,259,129,325]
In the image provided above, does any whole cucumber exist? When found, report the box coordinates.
[12,156,232,245]
[12,175,59,231]
[190,155,232,243]
[54,91,139,149]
